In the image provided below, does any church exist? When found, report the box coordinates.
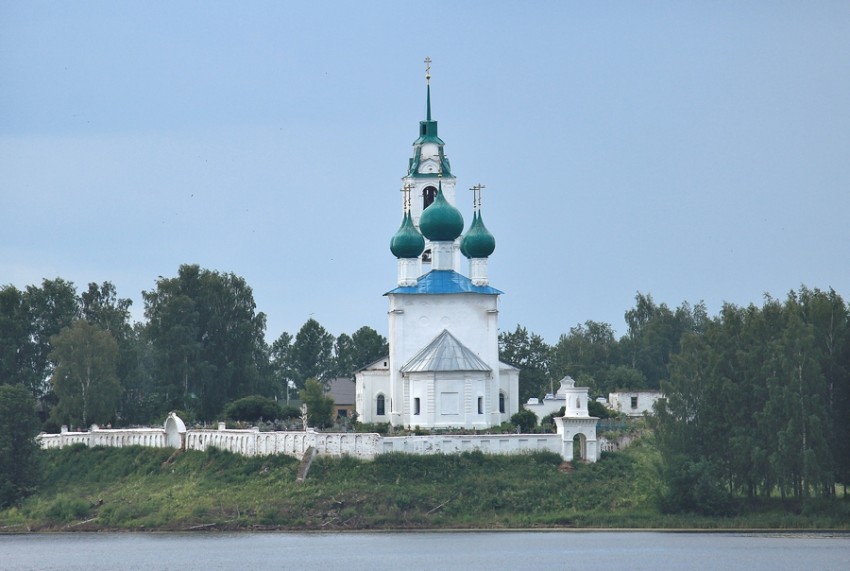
[355,62,519,429]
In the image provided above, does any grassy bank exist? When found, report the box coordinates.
[1,439,848,532]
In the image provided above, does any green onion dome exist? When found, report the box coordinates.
[390,212,426,259]
[419,183,464,242]
[460,211,496,258]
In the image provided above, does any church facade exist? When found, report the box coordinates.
[355,65,519,429]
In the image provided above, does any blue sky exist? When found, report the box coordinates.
[2,1,848,343]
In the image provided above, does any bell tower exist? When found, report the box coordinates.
[402,57,460,271]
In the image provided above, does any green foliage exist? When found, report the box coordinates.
[290,319,335,387]
[299,378,334,428]
[541,406,566,431]
[0,385,42,508]
[0,279,78,400]
[142,265,270,420]
[224,395,283,422]
[510,409,538,432]
[356,422,391,434]
[50,320,121,428]
[2,438,848,531]
[499,325,551,402]
[333,326,388,379]
[653,288,849,510]
[587,400,611,419]
[658,456,734,516]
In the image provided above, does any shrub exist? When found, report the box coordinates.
[224,396,283,423]
[588,400,611,419]
[356,422,390,434]
[510,409,539,433]
[541,406,566,431]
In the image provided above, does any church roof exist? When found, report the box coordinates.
[385,270,503,295]
[400,329,492,373]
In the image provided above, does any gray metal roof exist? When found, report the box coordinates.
[400,330,492,373]
[325,377,355,404]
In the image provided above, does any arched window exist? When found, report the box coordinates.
[477,397,483,414]
[376,394,385,416]
[499,392,506,414]
[423,186,437,209]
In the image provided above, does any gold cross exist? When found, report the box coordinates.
[424,56,432,84]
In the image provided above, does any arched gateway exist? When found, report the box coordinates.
[164,412,187,449]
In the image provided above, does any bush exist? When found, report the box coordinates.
[659,456,734,516]
[224,396,283,423]
[587,400,611,419]
[541,406,566,431]
[278,405,301,419]
[356,422,391,434]
[510,409,539,433]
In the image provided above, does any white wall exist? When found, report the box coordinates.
[608,391,662,417]
[38,424,603,462]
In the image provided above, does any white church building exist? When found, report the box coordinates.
[355,64,519,429]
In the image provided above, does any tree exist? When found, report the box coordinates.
[351,326,388,368]
[79,281,132,337]
[299,378,334,428]
[290,319,334,387]
[143,265,270,420]
[25,279,80,399]
[0,279,78,400]
[621,294,706,389]
[49,320,121,428]
[550,320,617,394]
[332,333,356,379]
[0,286,30,387]
[499,325,551,403]
[80,282,149,424]
[0,384,41,508]
[333,326,389,379]
[270,331,296,399]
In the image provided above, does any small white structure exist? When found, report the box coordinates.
[523,375,586,423]
[608,390,662,417]
[549,377,599,462]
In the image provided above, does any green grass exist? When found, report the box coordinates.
[1,440,847,531]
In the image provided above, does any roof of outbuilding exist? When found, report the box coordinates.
[400,329,491,373]
[325,377,356,405]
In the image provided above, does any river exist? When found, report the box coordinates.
[1,531,848,570]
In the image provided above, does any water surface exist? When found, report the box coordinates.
[1,531,848,571]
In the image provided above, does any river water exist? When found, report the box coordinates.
[1,531,848,571]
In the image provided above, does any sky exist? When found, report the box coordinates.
[2,1,849,344]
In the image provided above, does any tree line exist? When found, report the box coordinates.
[498,293,709,403]
[0,264,387,429]
[498,287,850,505]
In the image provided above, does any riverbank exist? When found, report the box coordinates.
[1,441,847,532]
